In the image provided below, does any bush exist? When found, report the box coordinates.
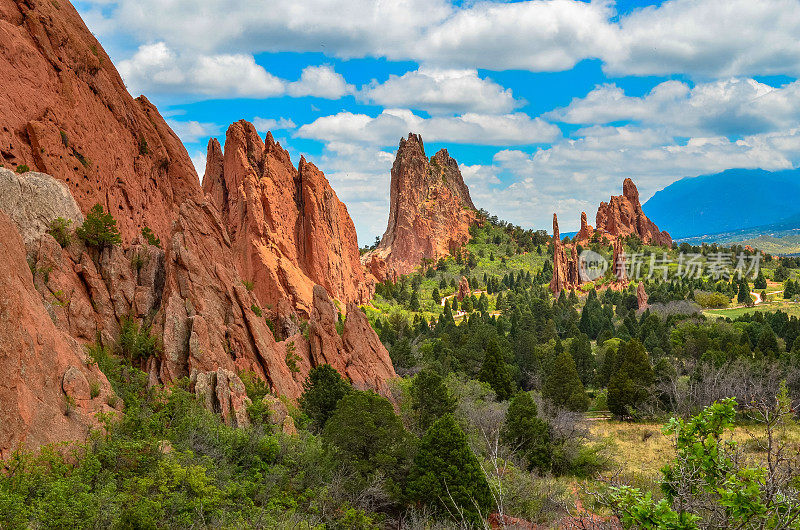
[299,364,352,432]
[501,392,552,473]
[47,217,73,248]
[694,290,730,309]
[406,414,493,526]
[141,226,161,248]
[15,164,30,174]
[119,317,158,362]
[322,391,415,500]
[76,203,122,249]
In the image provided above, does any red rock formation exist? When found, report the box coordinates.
[308,286,395,396]
[550,214,581,294]
[202,121,374,314]
[576,211,594,242]
[0,211,115,458]
[364,134,477,281]
[0,0,398,454]
[637,281,649,311]
[0,0,200,244]
[612,238,628,284]
[595,179,672,247]
[457,276,471,301]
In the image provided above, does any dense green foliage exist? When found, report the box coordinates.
[542,350,589,412]
[409,369,456,432]
[299,364,352,432]
[501,392,552,472]
[322,391,415,500]
[76,203,122,249]
[406,414,493,526]
[5,209,800,528]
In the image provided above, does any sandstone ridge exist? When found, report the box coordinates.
[202,120,374,314]
[0,0,396,455]
[364,133,477,281]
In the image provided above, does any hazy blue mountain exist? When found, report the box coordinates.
[678,211,800,255]
[643,168,800,239]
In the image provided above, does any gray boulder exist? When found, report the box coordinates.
[0,168,83,248]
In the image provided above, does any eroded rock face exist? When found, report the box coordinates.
[595,179,672,247]
[0,212,114,458]
[457,276,471,301]
[612,238,628,284]
[637,281,649,311]
[0,0,399,454]
[0,168,84,247]
[202,122,373,314]
[192,368,251,428]
[0,0,200,244]
[308,286,395,397]
[576,211,594,242]
[550,214,581,294]
[364,134,477,281]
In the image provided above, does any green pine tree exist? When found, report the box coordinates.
[542,351,589,412]
[501,392,552,473]
[569,333,595,387]
[76,203,122,249]
[299,364,352,432]
[478,340,514,401]
[406,414,493,526]
[410,369,456,432]
[607,339,653,418]
[322,391,414,499]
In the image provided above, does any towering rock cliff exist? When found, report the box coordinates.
[594,179,672,247]
[550,214,581,294]
[0,210,115,458]
[201,121,373,314]
[0,0,395,455]
[0,0,200,243]
[364,134,477,281]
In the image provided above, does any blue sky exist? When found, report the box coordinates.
[75,0,800,244]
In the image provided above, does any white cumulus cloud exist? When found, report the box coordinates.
[359,68,522,115]
[252,117,297,132]
[297,108,560,146]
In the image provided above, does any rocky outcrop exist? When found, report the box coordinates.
[0,168,84,247]
[0,0,398,455]
[364,134,477,281]
[637,281,649,311]
[576,211,594,242]
[308,286,395,396]
[595,179,672,247]
[612,238,628,284]
[0,211,115,458]
[0,0,200,244]
[202,121,373,314]
[259,394,298,435]
[550,214,581,294]
[457,276,471,301]
[192,368,251,428]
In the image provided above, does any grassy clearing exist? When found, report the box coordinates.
[705,299,800,319]
[589,419,800,484]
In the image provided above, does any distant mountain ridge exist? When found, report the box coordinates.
[643,168,800,239]
[678,211,800,255]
